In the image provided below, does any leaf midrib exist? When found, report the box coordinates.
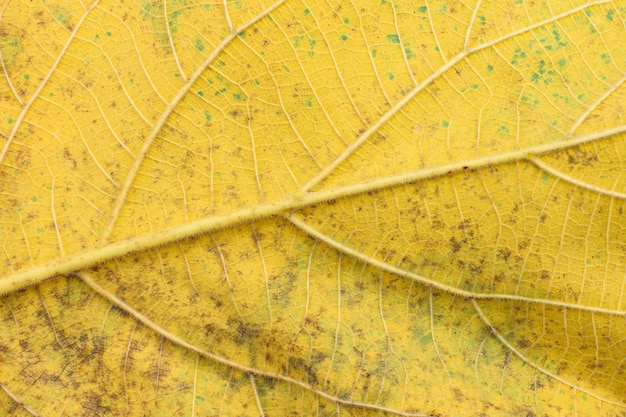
[4,0,621,292]
[3,123,625,312]
[101,0,615,243]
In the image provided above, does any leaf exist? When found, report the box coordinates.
[1,0,625,415]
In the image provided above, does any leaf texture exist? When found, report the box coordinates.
[1,0,626,415]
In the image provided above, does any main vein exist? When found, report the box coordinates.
[1,123,623,299]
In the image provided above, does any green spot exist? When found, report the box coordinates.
[531,73,539,83]
[417,6,427,13]
[486,64,493,72]
[584,9,593,17]
[303,8,310,16]
[254,79,260,85]
[170,10,183,23]
[542,173,550,184]
[7,118,13,124]
[93,34,100,42]
[470,83,479,90]
[214,88,226,96]
[308,39,317,57]
[305,97,313,107]
[233,93,243,101]
[197,91,204,97]
[129,78,134,85]
[386,34,400,43]
[217,60,226,67]
[372,48,378,57]
[601,53,611,64]
[343,18,350,24]
[215,171,221,177]
[238,30,246,39]
[497,125,509,134]
[577,93,585,100]
[538,59,546,74]
[442,120,449,128]
[340,34,348,42]
[105,31,112,37]
[557,58,566,67]
[204,111,212,123]
[387,72,394,80]
[282,65,290,74]
[478,15,486,26]
[606,9,615,21]
[174,73,181,78]
[510,47,527,65]
[194,38,205,52]
[30,196,38,202]
[23,74,29,80]
[405,48,416,59]
[53,7,71,26]
[37,227,44,234]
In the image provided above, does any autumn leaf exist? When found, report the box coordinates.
[1,0,626,415]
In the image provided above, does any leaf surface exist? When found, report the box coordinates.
[1,0,626,415]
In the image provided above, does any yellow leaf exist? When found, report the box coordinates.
[1,0,625,415]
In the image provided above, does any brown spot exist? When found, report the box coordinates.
[232,320,260,346]
[449,236,461,253]
[517,337,531,349]
[498,247,512,261]
[81,392,110,417]
[251,229,265,242]
[63,147,77,168]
